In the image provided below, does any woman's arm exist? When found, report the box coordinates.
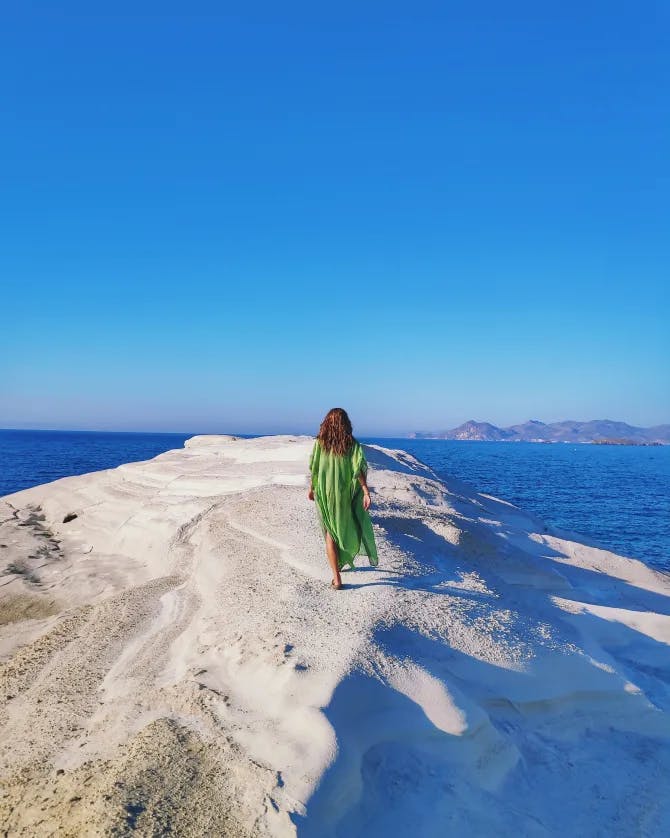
[308,440,318,500]
[357,470,371,510]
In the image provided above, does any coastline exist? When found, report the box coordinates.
[1,435,669,835]
[408,437,667,445]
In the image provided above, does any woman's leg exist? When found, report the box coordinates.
[325,530,342,588]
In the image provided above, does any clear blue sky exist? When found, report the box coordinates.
[2,1,668,435]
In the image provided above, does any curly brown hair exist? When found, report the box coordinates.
[317,408,355,456]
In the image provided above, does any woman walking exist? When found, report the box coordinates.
[308,408,378,589]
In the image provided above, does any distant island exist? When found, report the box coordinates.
[409,419,670,445]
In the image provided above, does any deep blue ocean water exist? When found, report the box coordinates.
[1,430,668,571]
[367,438,669,572]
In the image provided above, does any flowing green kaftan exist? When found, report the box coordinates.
[309,438,379,571]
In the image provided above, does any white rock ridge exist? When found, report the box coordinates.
[0,434,669,836]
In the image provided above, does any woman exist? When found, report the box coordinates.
[308,408,379,589]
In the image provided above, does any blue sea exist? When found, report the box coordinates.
[1,429,668,572]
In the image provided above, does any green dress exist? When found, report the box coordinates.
[309,438,379,570]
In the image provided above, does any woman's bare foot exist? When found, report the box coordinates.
[325,532,342,590]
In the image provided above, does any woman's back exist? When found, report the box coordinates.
[310,439,366,495]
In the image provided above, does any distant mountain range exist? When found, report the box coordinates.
[409,420,670,445]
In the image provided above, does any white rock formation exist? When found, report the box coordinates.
[0,435,668,836]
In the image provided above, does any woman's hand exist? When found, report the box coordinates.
[308,487,314,501]
[363,490,371,511]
